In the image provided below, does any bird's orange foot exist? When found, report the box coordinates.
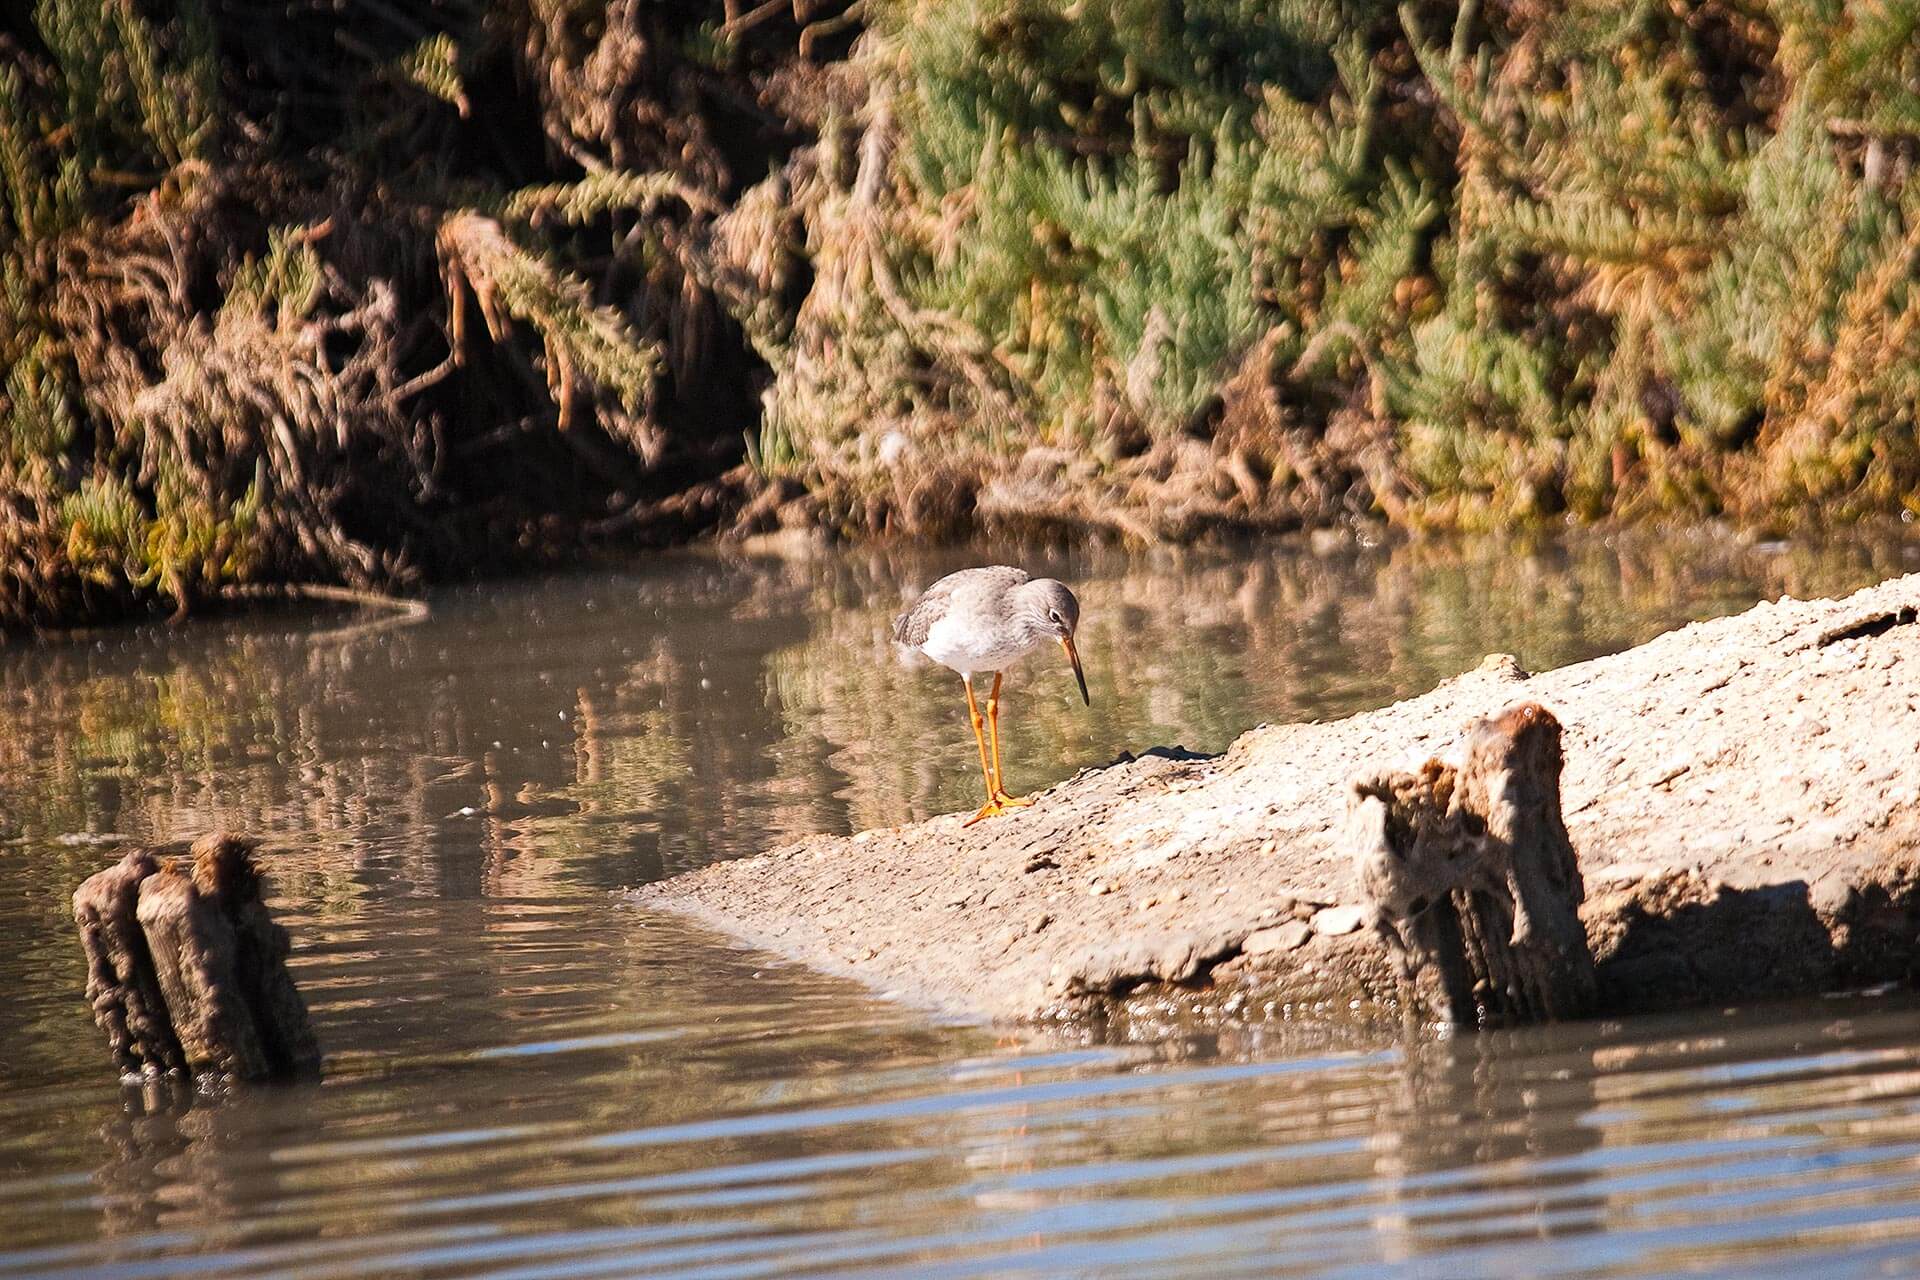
[962,790,1034,826]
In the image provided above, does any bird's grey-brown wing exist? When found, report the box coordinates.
[890,586,949,647]
[891,566,1028,648]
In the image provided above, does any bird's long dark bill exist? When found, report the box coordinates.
[1060,636,1090,706]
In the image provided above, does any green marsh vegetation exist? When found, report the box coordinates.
[2,0,1917,627]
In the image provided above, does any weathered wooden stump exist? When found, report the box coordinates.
[73,834,320,1083]
[1348,702,1598,1027]
[74,848,185,1077]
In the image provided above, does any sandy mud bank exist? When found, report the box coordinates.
[636,575,1920,1034]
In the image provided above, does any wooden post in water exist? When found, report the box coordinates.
[73,834,320,1083]
[74,848,187,1077]
[1348,702,1598,1027]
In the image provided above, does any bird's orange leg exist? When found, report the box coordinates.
[962,676,1005,826]
[985,672,1033,811]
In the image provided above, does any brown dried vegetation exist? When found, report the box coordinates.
[4,0,1919,628]
[0,0,856,627]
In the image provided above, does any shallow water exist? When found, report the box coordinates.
[4,528,1920,1278]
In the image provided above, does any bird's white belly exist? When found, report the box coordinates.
[919,611,1041,676]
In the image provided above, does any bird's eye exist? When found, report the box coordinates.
[1048,610,1063,624]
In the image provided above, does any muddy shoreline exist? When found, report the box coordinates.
[635,574,1920,1034]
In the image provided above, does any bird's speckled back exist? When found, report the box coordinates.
[890,566,1031,649]
[893,567,1080,678]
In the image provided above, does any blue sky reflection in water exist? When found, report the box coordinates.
[4,530,1920,1278]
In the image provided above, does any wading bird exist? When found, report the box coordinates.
[892,566,1090,825]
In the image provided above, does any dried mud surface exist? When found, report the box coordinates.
[634,575,1920,1030]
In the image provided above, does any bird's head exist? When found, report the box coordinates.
[1018,578,1088,705]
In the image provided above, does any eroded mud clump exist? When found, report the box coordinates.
[1350,702,1598,1027]
[74,835,319,1083]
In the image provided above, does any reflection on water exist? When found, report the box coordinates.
[3,528,1920,1277]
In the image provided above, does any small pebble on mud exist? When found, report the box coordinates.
[1311,905,1366,936]
[1242,922,1312,955]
